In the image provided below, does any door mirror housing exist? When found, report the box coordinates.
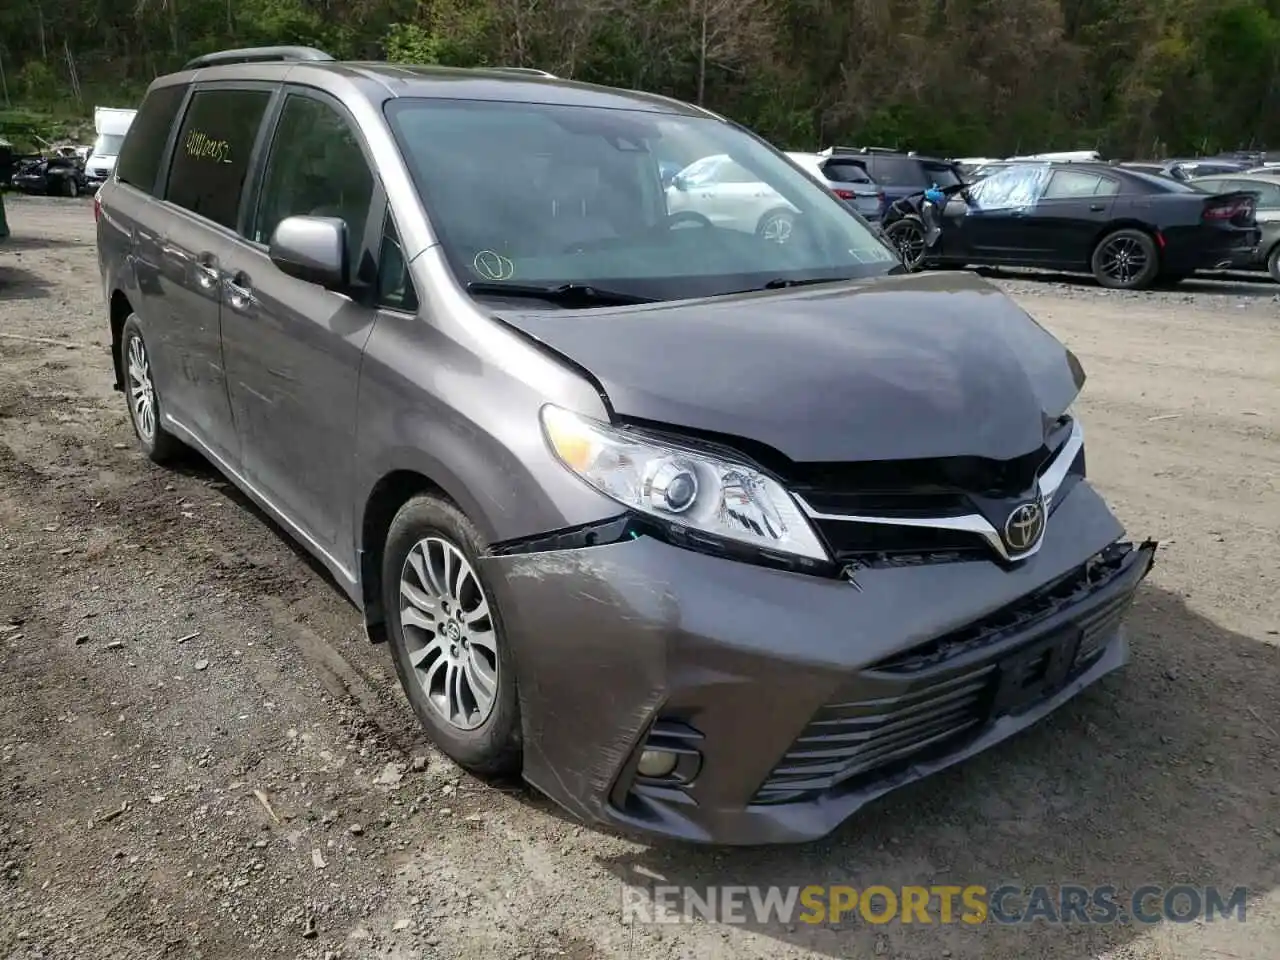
[671,173,688,192]
[268,216,349,290]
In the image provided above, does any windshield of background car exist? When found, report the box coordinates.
[93,134,126,157]
[384,98,899,301]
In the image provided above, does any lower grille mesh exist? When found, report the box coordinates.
[753,664,995,803]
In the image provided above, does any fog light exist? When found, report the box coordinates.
[636,748,679,779]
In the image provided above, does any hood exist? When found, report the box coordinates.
[495,271,1085,465]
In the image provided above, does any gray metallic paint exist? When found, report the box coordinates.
[97,60,1153,845]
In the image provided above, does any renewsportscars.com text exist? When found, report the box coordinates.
[621,883,1249,926]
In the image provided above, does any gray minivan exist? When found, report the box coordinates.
[96,46,1154,845]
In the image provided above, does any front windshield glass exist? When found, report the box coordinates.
[93,134,125,157]
[384,98,899,302]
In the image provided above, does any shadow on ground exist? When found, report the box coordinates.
[0,264,54,300]
[597,585,1280,959]
[975,265,1278,297]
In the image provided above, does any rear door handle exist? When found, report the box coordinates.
[1089,203,1106,212]
[225,271,256,313]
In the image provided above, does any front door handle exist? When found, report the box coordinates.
[195,252,220,290]
[225,271,256,312]
[1089,203,1105,212]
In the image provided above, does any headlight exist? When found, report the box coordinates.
[540,405,829,563]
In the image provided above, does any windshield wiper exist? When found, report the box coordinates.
[466,281,655,307]
[760,277,855,290]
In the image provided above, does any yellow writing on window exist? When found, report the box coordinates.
[184,131,233,165]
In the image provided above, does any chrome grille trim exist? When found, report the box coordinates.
[795,419,1084,563]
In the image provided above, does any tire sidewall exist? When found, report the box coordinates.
[1268,244,1280,284]
[381,495,522,775]
[755,207,796,244]
[1092,229,1159,289]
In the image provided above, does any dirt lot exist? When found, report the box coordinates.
[1,194,1277,960]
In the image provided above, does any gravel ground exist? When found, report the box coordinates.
[1,194,1277,960]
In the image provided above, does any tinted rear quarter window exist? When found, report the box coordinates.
[165,88,272,229]
[921,162,961,187]
[867,157,925,186]
[823,160,872,184]
[116,84,187,195]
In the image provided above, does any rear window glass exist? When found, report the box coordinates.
[116,84,187,196]
[823,160,872,184]
[165,88,272,229]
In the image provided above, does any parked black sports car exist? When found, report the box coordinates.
[883,162,1261,289]
[10,154,87,197]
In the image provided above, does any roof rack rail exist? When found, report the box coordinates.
[489,66,558,78]
[183,46,335,71]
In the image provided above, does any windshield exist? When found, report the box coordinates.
[384,98,899,303]
[93,134,125,157]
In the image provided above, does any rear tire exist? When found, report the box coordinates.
[755,208,796,245]
[1091,228,1159,290]
[1267,244,1280,284]
[382,494,522,777]
[120,315,183,464]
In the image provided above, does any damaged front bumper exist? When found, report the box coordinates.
[479,481,1155,845]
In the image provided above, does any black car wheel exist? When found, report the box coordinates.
[1267,244,1280,284]
[120,315,183,464]
[1091,229,1159,289]
[64,177,79,199]
[884,217,928,270]
[382,494,522,777]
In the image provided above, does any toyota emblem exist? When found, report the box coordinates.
[1004,498,1046,554]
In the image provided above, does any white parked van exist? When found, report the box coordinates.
[85,107,137,189]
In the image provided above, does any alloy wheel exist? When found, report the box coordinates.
[398,537,499,731]
[126,334,157,442]
[759,213,794,244]
[1099,236,1148,286]
[887,220,927,268]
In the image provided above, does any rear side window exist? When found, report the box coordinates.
[823,160,872,184]
[1043,170,1119,199]
[921,162,962,187]
[867,157,926,186]
[165,89,272,229]
[116,85,187,195]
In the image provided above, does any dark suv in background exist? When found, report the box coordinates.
[95,46,1154,845]
[833,147,966,204]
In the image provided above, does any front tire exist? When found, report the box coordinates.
[755,208,796,245]
[884,217,928,270]
[120,315,183,464]
[1267,244,1280,284]
[382,494,522,777]
[1091,228,1159,289]
[65,177,79,198]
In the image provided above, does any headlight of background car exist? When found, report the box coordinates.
[541,405,830,564]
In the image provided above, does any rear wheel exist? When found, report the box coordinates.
[120,315,183,464]
[1267,244,1280,284]
[382,494,522,777]
[1091,228,1159,289]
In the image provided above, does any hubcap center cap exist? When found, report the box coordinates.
[443,621,461,641]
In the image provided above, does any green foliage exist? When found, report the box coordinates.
[0,0,1275,156]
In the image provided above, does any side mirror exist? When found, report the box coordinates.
[671,174,688,192]
[268,216,348,290]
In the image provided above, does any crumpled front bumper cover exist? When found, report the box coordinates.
[479,481,1154,845]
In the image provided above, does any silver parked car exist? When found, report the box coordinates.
[787,150,886,221]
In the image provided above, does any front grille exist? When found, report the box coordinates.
[752,542,1139,805]
[791,416,1077,566]
[753,665,995,803]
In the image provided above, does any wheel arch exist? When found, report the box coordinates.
[109,290,134,391]
[1089,220,1162,259]
[357,467,463,643]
